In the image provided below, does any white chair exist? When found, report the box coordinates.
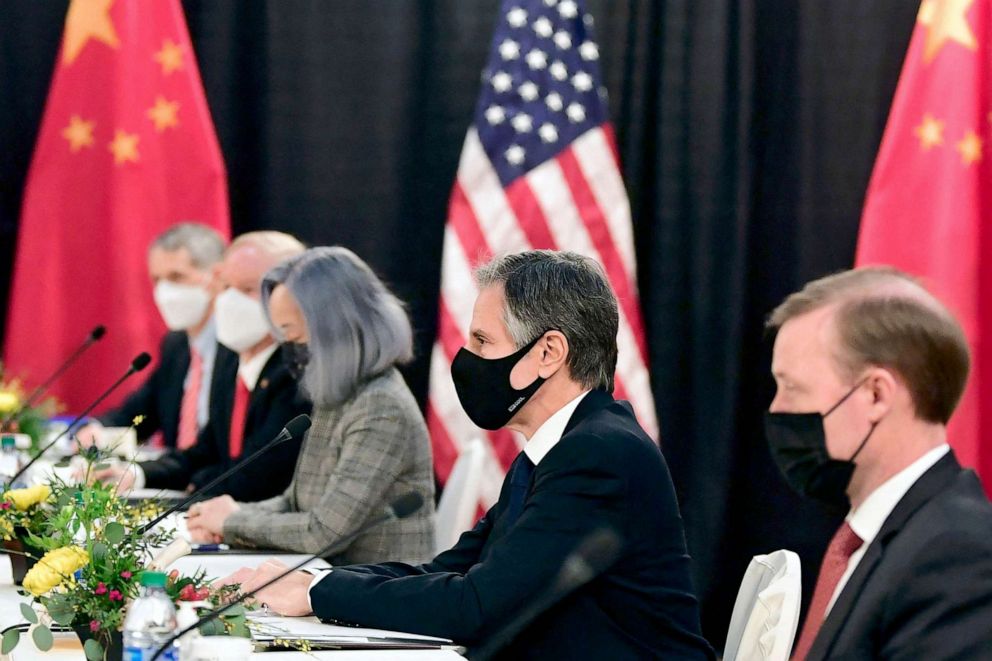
[723,549,802,661]
[434,438,487,554]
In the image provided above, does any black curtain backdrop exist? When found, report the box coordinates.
[0,0,919,648]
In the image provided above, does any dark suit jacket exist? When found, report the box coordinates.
[806,451,992,660]
[100,331,230,449]
[139,345,311,503]
[310,389,714,660]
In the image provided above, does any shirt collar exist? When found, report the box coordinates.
[238,343,278,391]
[523,391,590,465]
[847,443,950,545]
[188,314,217,357]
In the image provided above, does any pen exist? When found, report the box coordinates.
[191,543,230,552]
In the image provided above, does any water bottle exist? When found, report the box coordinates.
[123,571,178,661]
[0,435,21,486]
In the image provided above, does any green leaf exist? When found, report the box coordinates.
[83,638,104,661]
[224,604,246,617]
[1,629,20,654]
[57,492,72,508]
[103,521,125,544]
[19,602,38,624]
[46,596,76,626]
[198,619,226,636]
[32,625,53,651]
[92,541,108,560]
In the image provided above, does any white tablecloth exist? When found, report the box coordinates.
[0,555,461,660]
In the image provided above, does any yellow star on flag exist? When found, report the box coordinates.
[154,39,185,75]
[62,0,121,65]
[108,129,140,165]
[955,130,982,165]
[147,96,180,132]
[917,0,977,64]
[61,115,96,152]
[913,113,945,151]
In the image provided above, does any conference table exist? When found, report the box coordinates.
[0,554,463,660]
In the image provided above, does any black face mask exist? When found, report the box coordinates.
[450,333,549,430]
[282,341,310,380]
[765,380,877,511]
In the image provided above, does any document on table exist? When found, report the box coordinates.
[249,615,453,650]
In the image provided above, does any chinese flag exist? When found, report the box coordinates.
[3,0,229,413]
[858,0,991,490]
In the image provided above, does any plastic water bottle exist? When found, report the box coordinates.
[122,571,178,661]
[0,435,21,486]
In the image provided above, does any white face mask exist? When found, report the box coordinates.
[215,288,271,353]
[153,280,212,331]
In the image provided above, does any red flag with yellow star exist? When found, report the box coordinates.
[858,0,991,490]
[3,0,229,412]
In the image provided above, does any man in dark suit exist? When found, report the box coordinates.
[224,250,713,659]
[77,222,227,450]
[765,267,992,660]
[96,231,311,504]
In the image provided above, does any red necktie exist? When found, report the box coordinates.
[228,377,250,459]
[792,522,864,660]
[175,347,202,450]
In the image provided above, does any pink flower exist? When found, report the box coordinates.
[0,501,10,510]
[120,571,132,580]
[108,590,123,602]
[94,582,107,596]
[89,620,100,633]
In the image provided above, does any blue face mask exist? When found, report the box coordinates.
[764,380,877,512]
[450,333,548,431]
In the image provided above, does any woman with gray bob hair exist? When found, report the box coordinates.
[186,246,435,563]
[261,246,413,406]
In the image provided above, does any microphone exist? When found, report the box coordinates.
[136,414,312,535]
[4,352,151,489]
[149,491,426,661]
[469,527,623,661]
[1,325,106,426]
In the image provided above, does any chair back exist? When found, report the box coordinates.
[434,438,487,553]
[724,549,802,661]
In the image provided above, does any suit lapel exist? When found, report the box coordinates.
[806,452,962,660]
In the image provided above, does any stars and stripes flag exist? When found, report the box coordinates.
[857,0,991,492]
[427,0,658,506]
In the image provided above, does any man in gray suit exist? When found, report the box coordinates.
[765,266,992,660]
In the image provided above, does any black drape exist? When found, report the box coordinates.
[0,0,919,648]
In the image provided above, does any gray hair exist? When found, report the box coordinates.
[475,250,619,392]
[150,222,226,269]
[261,246,413,407]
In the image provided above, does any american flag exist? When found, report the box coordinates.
[427,0,658,507]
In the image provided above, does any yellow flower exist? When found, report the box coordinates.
[3,485,52,511]
[22,546,89,596]
[0,517,13,541]
[132,415,146,426]
[0,390,19,414]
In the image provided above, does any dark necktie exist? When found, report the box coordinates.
[504,452,535,527]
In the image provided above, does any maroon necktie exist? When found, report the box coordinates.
[791,521,863,660]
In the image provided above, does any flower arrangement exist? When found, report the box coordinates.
[0,364,61,452]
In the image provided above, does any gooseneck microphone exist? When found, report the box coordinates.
[4,352,151,489]
[136,414,312,535]
[0,325,106,427]
[469,526,623,661]
[149,491,426,661]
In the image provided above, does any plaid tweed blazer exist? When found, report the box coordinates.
[223,367,436,564]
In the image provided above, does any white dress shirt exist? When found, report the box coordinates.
[826,443,950,614]
[306,389,592,609]
[238,343,278,391]
[523,390,590,465]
